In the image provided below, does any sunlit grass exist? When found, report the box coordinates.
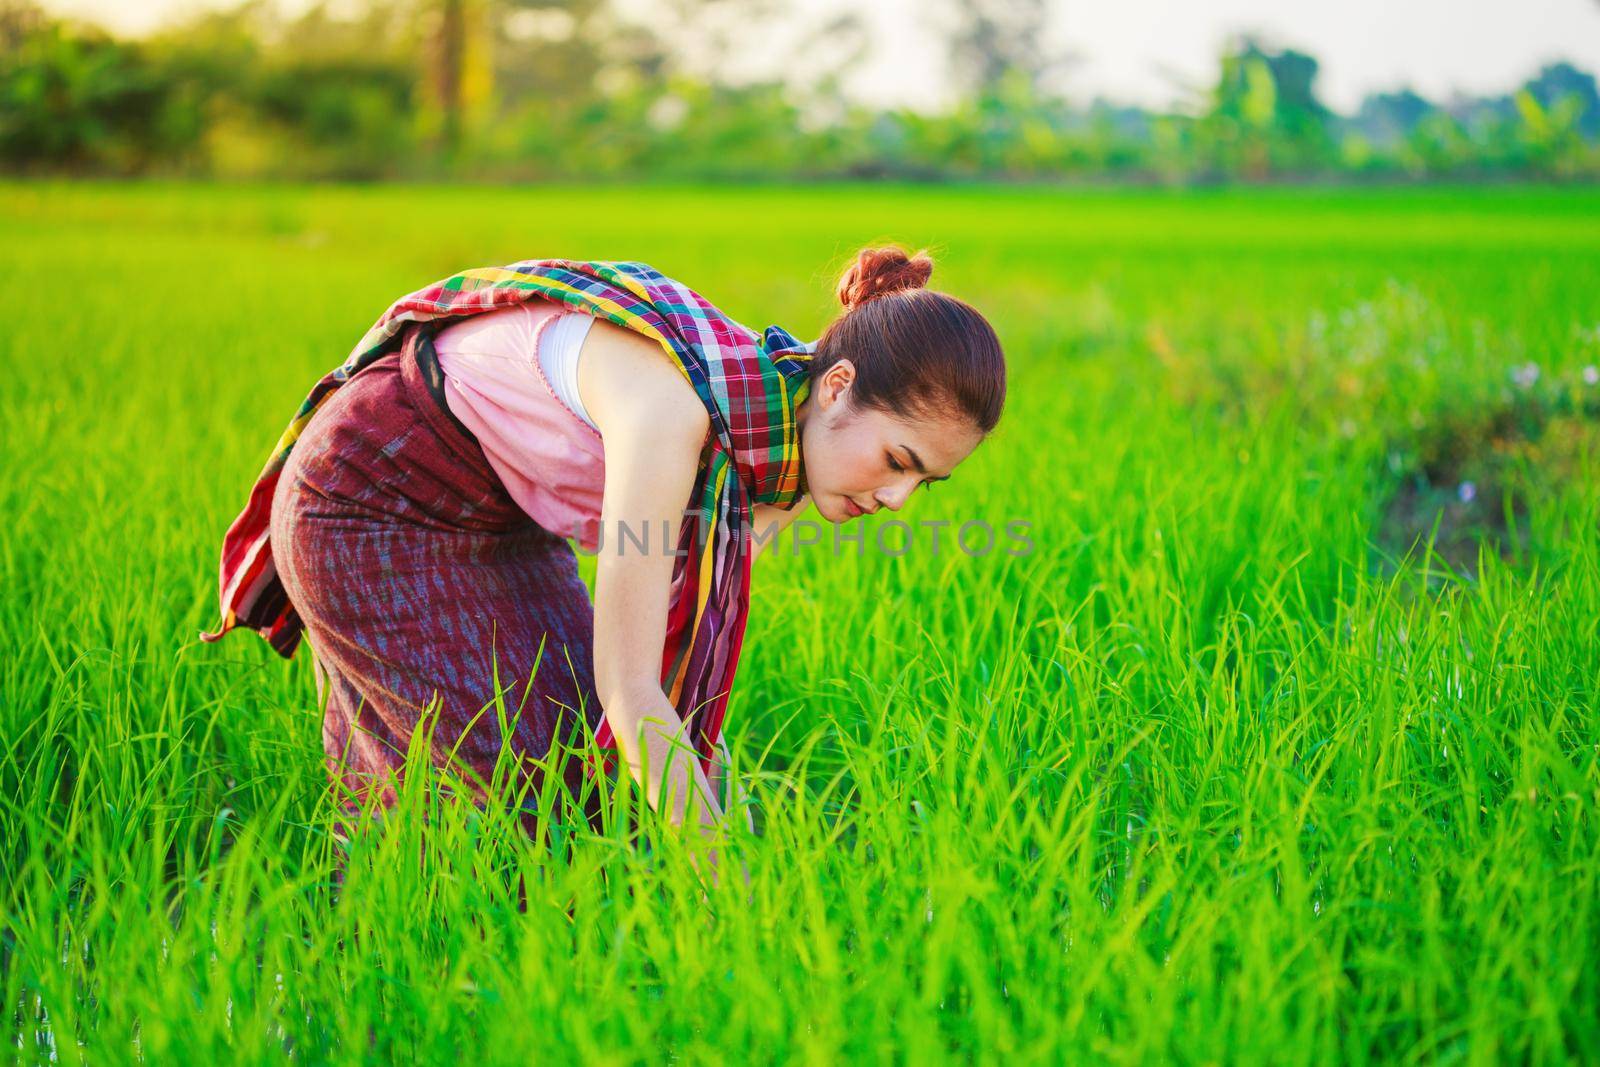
[2,181,1599,1063]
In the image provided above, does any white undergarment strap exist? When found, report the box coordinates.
[538,312,597,430]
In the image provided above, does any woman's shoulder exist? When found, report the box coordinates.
[577,316,710,445]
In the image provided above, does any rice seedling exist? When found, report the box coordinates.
[3,181,1598,1063]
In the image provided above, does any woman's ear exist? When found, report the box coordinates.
[818,358,855,410]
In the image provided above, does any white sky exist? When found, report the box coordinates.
[41,0,1600,112]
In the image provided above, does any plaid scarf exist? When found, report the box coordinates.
[201,258,815,776]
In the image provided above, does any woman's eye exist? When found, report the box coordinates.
[890,452,933,490]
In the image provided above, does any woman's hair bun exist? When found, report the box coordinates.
[836,245,935,309]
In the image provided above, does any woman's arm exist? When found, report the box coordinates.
[581,321,724,835]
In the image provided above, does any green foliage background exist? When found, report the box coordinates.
[2,0,1598,182]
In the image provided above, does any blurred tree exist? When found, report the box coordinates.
[0,4,207,174]
[1513,85,1590,176]
[420,0,494,156]
[153,0,423,178]
[492,2,603,102]
[783,11,870,130]
[1402,109,1475,175]
[608,0,786,80]
[1445,91,1517,144]
[936,0,1072,100]
[926,0,1080,178]
[1523,62,1599,139]
[0,0,46,52]
[1199,36,1335,178]
[1352,88,1432,149]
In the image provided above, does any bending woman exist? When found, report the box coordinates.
[201,245,1006,857]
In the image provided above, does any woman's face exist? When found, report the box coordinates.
[797,358,986,524]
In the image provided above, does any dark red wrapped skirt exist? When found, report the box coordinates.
[268,324,606,839]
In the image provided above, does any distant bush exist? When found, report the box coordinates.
[0,20,208,174]
[1,3,1595,183]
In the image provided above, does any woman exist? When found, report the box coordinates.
[201,244,1006,870]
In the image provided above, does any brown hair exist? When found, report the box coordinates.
[810,245,1006,434]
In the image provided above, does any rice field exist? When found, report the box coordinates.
[3,180,1599,1063]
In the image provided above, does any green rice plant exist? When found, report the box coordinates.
[2,181,1598,1064]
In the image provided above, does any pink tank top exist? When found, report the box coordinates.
[433,300,607,551]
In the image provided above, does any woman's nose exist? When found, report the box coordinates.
[875,481,915,512]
